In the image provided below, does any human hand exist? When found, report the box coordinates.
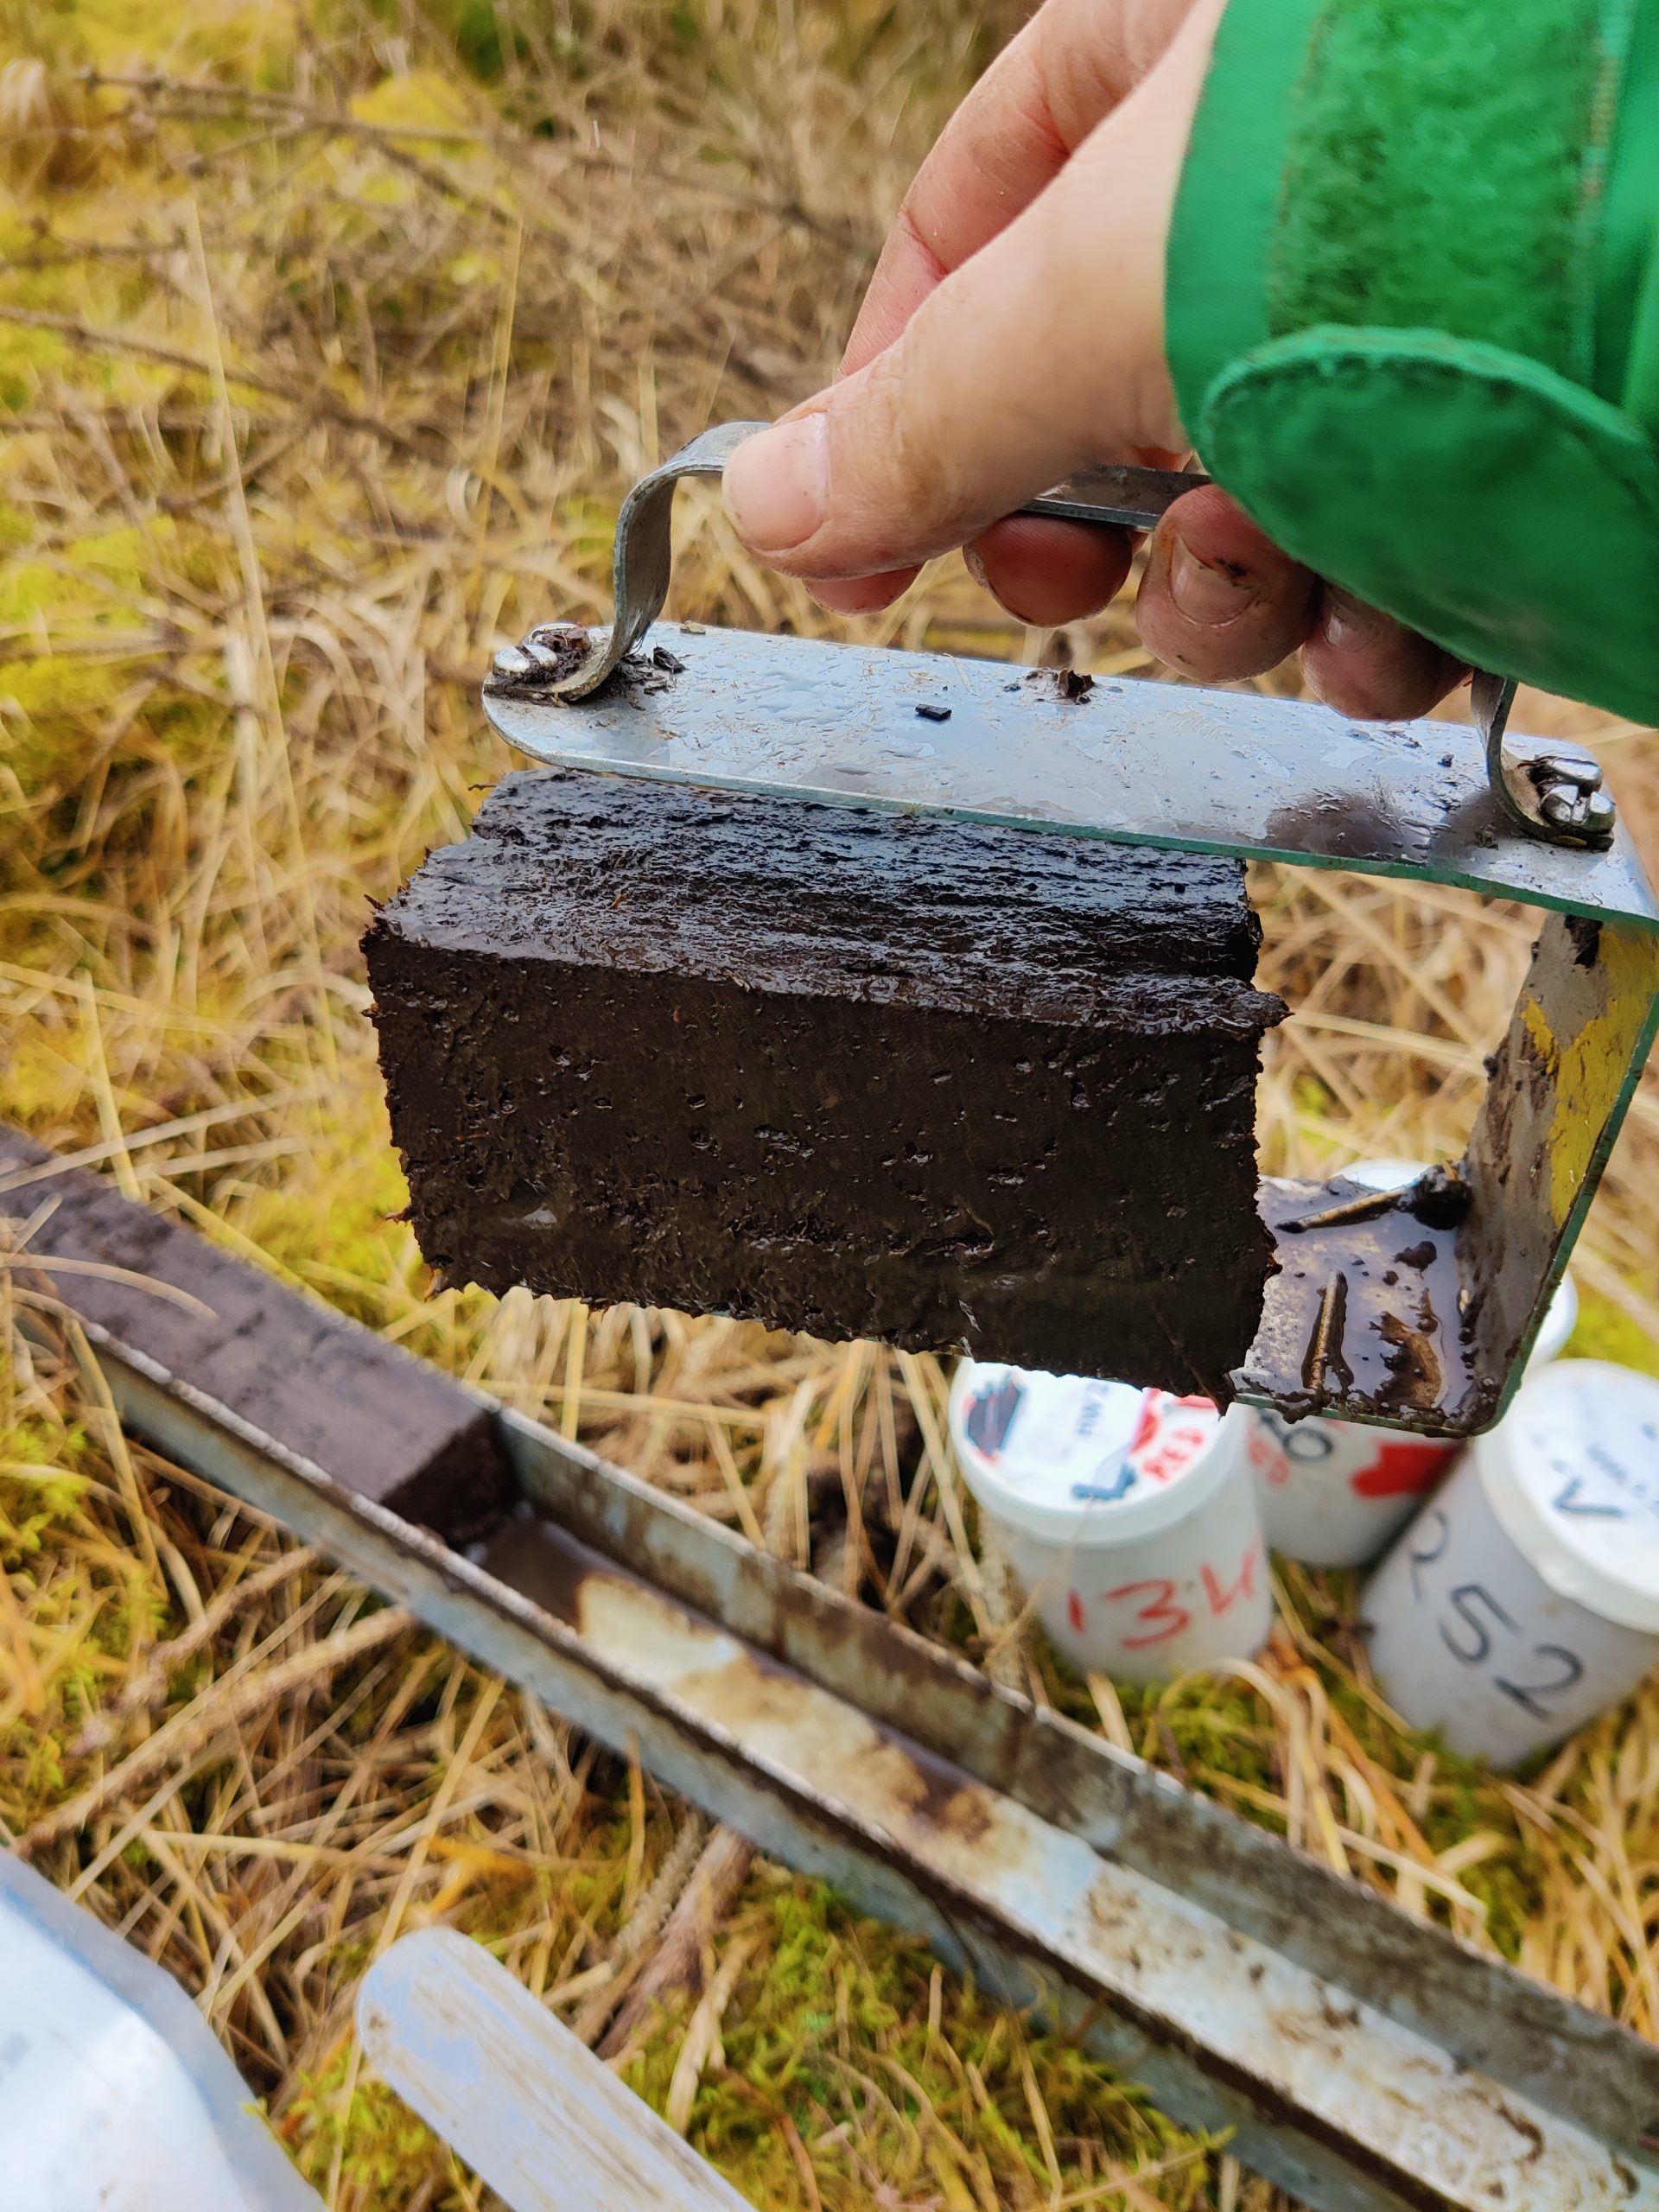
[721,0,1465,720]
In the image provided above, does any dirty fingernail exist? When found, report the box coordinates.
[723,414,829,554]
[963,544,990,591]
[1168,537,1255,625]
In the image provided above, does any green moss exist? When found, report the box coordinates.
[0,1421,92,1533]
[276,1869,1221,2209]
[401,3,518,84]
[0,324,71,412]
[284,2056,453,2208]
[624,1877,1217,2209]
[4,0,296,77]
[1567,1287,1659,1375]
[0,1397,176,1823]
[229,1110,423,1331]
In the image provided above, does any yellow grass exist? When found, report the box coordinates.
[2,2,1658,2206]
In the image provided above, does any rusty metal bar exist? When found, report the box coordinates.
[8,1135,1658,2212]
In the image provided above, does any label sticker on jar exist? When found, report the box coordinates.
[956,1371,1219,1516]
[950,1363,1271,1681]
[1249,1410,1455,1500]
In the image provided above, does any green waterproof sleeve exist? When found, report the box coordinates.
[1165,0,1659,721]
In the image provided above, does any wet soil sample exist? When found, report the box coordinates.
[0,1125,512,1538]
[366,771,1285,1397]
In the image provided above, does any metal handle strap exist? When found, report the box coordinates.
[490,421,1613,848]
[491,421,1205,705]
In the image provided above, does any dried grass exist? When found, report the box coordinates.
[2,2,1658,2206]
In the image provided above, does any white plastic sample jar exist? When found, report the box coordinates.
[948,1363,1272,1682]
[1362,1360,1659,1768]
[1248,1156,1578,1569]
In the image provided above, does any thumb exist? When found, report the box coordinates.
[721,0,1218,582]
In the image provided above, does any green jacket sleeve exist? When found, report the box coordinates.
[1166,0,1659,722]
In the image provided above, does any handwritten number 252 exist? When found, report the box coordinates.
[1406,1512,1584,1719]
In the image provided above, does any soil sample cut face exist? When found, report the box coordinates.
[0,1126,512,1541]
[366,770,1285,1398]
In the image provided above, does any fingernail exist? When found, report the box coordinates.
[1168,537,1255,625]
[963,544,1045,625]
[722,414,829,554]
[1320,588,1365,650]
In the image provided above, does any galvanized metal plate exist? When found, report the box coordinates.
[483,626,1659,930]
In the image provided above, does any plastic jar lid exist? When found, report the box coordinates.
[1342,1155,1435,1193]
[1340,1156,1577,1360]
[1530,1269,1580,1365]
[1475,1360,1659,1632]
[948,1363,1245,1546]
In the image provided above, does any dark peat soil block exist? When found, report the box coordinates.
[0,1124,512,1539]
[365,770,1284,1397]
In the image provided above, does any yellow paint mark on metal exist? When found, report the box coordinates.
[1521,926,1659,1227]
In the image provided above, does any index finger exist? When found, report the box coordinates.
[843,0,1197,373]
